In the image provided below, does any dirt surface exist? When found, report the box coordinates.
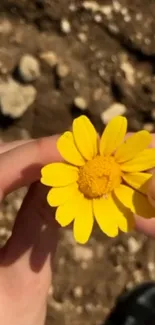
[0,1,155,325]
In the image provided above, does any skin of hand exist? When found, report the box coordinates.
[0,135,154,325]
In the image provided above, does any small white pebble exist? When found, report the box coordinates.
[128,237,141,254]
[98,68,106,78]
[121,7,128,15]
[19,54,40,82]
[96,244,104,258]
[0,227,10,237]
[115,265,123,273]
[108,24,119,34]
[73,286,83,298]
[100,5,112,16]
[74,96,88,110]
[0,19,12,34]
[116,245,125,253]
[144,123,154,132]
[126,282,134,289]
[13,198,22,211]
[69,3,77,12]
[78,32,87,43]
[93,88,103,101]
[113,1,121,12]
[73,245,93,262]
[64,229,75,245]
[133,270,144,283]
[48,285,54,296]
[148,262,155,272]
[40,51,58,67]
[82,1,99,12]
[94,14,102,22]
[56,63,69,78]
[50,299,62,311]
[61,18,71,34]
[136,33,142,40]
[124,15,131,22]
[101,103,126,124]
[5,212,14,222]
[144,38,151,45]
[85,303,94,312]
[136,13,143,21]
[121,61,135,85]
[59,257,65,265]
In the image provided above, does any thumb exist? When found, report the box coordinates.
[135,173,155,237]
[0,135,61,197]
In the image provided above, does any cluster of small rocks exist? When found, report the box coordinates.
[0,50,72,120]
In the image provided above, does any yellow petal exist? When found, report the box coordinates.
[93,196,119,237]
[115,131,152,163]
[114,184,155,219]
[57,131,85,166]
[73,115,98,160]
[55,192,81,227]
[117,210,135,232]
[122,172,152,194]
[73,196,94,244]
[47,183,78,207]
[121,149,155,172]
[41,163,78,187]
[112,194,135,232]
[100,116,127,156]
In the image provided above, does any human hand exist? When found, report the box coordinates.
[0,136,61,325]
[0,134,154,325]
[135,172,155,236]
[134,134,155,236]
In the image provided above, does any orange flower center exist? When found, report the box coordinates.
[78,155,122,198]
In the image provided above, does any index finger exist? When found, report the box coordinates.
[0,135,61,197]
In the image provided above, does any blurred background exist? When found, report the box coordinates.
[0,0,155,324]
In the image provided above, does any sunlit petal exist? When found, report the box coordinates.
[122,172,152,194]
[73,115,98,160]
[57,131,85,166]
[41,163,78,187]
[121,149,155,172]
[47,183,78,207]
[93,196,118,237]
[114,184,155,219]
[100,116,127,156]
[73,195,94,244]
[55,191,81,227]
[115,131,152,163]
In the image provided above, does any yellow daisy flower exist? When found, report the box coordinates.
[41,115,155,244]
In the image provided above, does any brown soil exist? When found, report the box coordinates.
[0,1,155,325]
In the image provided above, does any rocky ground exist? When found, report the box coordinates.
[0,1,155,324]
